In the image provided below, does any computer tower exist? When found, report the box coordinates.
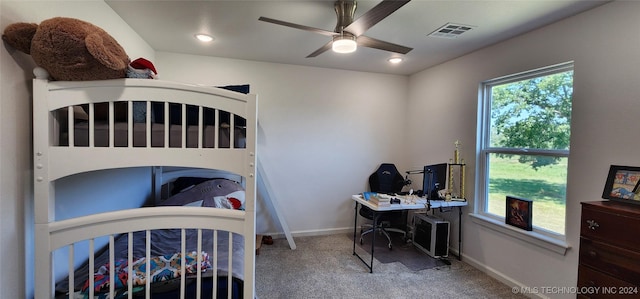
[412,214,450,258]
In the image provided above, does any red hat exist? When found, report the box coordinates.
[129,57,158,74]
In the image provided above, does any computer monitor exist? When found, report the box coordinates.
[422,163,448,200]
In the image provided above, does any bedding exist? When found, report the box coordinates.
[55,229,244,298]
[55,179,246,298]
[67,121,245,148]
[82,251,211,293]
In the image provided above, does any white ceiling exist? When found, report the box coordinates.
[106,0,608,76]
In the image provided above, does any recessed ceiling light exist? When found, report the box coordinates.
[388,57,403,64]
[195,34,214,42]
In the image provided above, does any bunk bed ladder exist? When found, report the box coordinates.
[256,157,296,250]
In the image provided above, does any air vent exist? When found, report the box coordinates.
[428,23,475,39]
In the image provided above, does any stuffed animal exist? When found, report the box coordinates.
[2,17,129,81]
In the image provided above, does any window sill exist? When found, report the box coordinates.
[469,213,571,255]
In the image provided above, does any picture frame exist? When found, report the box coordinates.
[602,165,640,204]
[505,196,533,231]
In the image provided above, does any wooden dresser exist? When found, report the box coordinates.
[578,201,640,298]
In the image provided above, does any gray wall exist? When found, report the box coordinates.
[407,1,640,297]
[156,52,409,235]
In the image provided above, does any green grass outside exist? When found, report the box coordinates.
[487,155,567,234]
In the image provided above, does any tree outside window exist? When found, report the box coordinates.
[478,62,573,236]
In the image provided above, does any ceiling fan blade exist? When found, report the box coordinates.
[306,40,334,58]
[344,0,411,37]
[357,35,412,54]
[259,16,338,37]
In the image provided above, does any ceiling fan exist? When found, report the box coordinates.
[259,0,413,58]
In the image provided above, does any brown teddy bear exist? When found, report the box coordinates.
[2,17,129,81]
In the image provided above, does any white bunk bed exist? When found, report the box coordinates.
[32,67,257,299]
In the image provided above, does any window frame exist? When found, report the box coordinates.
[474,62,574,253]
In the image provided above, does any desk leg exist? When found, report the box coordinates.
[353,202,358,255]
[369,212,377,273]
[352,201,375,273]
[457,206,462,261]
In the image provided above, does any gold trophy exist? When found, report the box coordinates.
[448,140,466,201]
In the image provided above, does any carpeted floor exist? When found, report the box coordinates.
[255,233,527,299]
[353,229,448,271]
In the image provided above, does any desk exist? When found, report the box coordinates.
[351,194,467,273]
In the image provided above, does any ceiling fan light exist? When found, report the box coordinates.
[332,36,357,54]
[195,34,214,42]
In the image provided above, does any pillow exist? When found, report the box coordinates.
[213,190,245,210]
[159,178,244,209]
[73,106,89,120]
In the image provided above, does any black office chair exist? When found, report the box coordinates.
[359,163,407,249]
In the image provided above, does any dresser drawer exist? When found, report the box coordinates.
[579,237,640,285]
[577,265,637,298]
[581,203,640,250]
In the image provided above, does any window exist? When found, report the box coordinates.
[477,62,573,238]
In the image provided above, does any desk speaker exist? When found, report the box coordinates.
[412,214,450,258]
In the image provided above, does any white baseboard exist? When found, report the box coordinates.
[263,227,353,239]
[461,254,549,299]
